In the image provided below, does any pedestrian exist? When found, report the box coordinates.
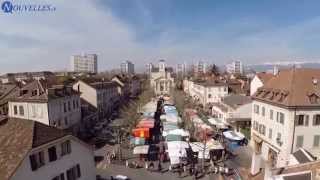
[157,160,162,172]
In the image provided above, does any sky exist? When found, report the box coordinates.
[1,0,320,72]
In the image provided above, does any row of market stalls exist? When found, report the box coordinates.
[129,97,248,171]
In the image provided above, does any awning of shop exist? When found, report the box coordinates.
[133,145,149,154]
[132,128,150,138]
[136,119,155,128]
[163,129,190,137]
[223,130,245,141]
[252,135,263,144]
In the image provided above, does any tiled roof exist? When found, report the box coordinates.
[292,148,316,164]
[222,94,252,109]
[256,72,274,83]
[10,80,79,103]
[253,68,320,107]
[0,118,68,180]
[89,81,118,89]
[0,84,20,105]
[194,79,227,87]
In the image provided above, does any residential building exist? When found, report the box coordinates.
[73,80,119,120]
[226,60,244,74]
[112,75,131,98]
[150,60,175,95]
[70,54,98,74]
[175,63,186,78]
[211,94,252,132]
[268,158,319,180]
[7,80,82,133]
[250,68,320,176]
[128,76,141,97]
[0,117,95,180]
[120,60,135,75]
[146,63,153,75]
[250,72,274,96]
[194,61,207,75]
[0,83,20,115]
[0,71,54,83]
[185,79,229,106]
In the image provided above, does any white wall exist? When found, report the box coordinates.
[48,95,81,129]
[8,101,50,125]
[12,136,95,180]
[73,81,97,108]
[250,76,263,96]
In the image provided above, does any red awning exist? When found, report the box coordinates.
[137,120,155,128]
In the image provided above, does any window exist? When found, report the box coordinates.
[64,117,68,126]
[270,110,273,120]
[66,164,81,180]
[313,115,320,126]
[29,151,45,171]
[73,100,76,109]
[61,140,72,156]
[76,100,79,108]
[262,107,265,116]
[269,129,272,139]
[13,105,18,115]
[19,105,24,115]
[208,94,212,98]
[48,146,57,162]
[52,174,65,180]
[64,103,67,112]
[277,133,282,145]
[277,112,285,124]
[254,104,259,114]
[313,135,320,148]
[68,101,71,111]
[296,136,304,148]
[297,115,304,126]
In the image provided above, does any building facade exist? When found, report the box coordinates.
[7,80,81,133]
[184,79,229,106]
[120,60,135,75]
[0,118,95,180]
[250,68,320,175]
[70,54,98,74]
[73,80,119,120]
[211,94,252,132]
[226,60,244,74]
[150,60,175,95]
[194,61,207,75]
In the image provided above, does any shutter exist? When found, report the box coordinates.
[60,173,65,180]
[76,164,81,177]
[305,115,309,126]
[29,155,38,171]
[66,169,72,180]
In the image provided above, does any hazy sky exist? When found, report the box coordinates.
[1,0,320,72]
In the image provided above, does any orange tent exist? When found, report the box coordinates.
[132,128,150,138]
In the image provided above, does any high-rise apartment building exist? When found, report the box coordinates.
[120,60,134,75]
[194,61,207,74]
[70,54,98,73]
[226,60,243,74]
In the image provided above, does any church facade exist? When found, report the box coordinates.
[150,60,175,95]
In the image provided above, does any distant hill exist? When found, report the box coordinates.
[246,62,320,72]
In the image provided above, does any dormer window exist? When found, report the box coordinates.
[31,90,38,96]
[309,94,318,104]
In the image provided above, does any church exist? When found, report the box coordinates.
[150,60,175,95]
